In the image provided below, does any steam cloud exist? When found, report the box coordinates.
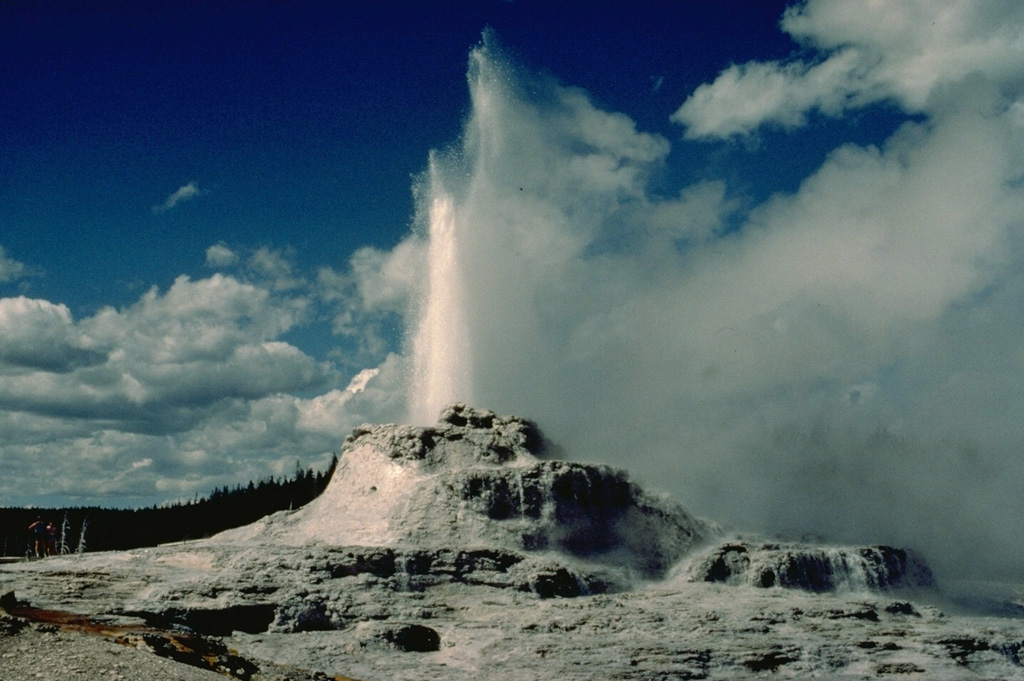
[387,11,1024,580]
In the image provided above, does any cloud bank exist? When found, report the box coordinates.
[0,252,406,506]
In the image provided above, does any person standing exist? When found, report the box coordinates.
[27,517,46,558]
[45,521,58,556]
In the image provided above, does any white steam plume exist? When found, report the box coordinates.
[402,25,1024,580]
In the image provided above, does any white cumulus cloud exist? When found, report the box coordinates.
[0,297,107,372]
[0,270,395,505]
[0,245,28,283]
[672,0,1024,138]
[152,181,201,214]
[205,243,239,268]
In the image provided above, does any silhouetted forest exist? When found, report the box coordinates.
[0,456,337,558]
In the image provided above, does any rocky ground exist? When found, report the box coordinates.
[3,407,1023,680]
[0,591,348,681]
[4,545,1024,681]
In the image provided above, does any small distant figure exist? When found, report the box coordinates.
[46,521,58,556]
[28,517,47,558]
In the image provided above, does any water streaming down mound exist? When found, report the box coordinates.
[684,541,935,593]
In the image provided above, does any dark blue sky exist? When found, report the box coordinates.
[1,0,810,318]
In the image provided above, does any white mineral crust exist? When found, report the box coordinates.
[3,405,1023,680]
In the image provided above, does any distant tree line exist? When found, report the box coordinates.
[0,455,337,558]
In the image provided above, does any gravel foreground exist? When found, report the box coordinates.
[0,597,355,681]
[0,625,225,681]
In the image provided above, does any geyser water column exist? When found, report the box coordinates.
[408,159,475,424]
[407,36,515,425]
[405,30,655,429]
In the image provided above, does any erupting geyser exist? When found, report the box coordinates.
[408,163,475,425]
[397,37,942,597]
[404,33,570,428]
